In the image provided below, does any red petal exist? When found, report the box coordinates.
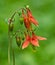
[31,39,39,47]
[24,17,31,29]
[32,32,47,40]
[27,8,38,26]
[37,36,47,40]
[22,35,31,49]
[30,17,38,26]
[22,40,29,49]
[26,8,32,17]
[22,9,31,29]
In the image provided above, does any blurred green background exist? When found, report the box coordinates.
[0,0,55,65]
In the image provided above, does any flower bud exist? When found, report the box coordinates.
[26,5,29,8]
[9,22,14,32]
[22,37,24,40]
[16,36,21,48]
[19,17,24,24]
[18,11,22,16]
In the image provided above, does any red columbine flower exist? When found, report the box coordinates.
[22,9,31,30]
[26,8,39,26]
[22,8,39,30]
[22,32,46,49]
[31,32,47,47]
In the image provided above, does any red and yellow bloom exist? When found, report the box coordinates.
[22,9,31,30]
[26,8,39,26]
[22,32,47,49]
[21,7,47,49]
[22,8,39,30]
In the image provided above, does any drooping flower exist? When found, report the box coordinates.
[22,9,31,30]
[22,32,47,49]
[31,32,47,46]
[22,8,39,30]
[31,32,39,47]
[26,8,39,26]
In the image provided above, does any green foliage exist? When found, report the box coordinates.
[0,0,55,65]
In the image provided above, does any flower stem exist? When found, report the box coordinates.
[8,41,10,65]
[8,32,11,65]
[12,48,15,65]
[8,32,15,65]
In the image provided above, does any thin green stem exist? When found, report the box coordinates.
[12,48,15,65]
[8,32,11,65]
[8,32,15,65]
[11,33,15,65]
[8,39,10,65]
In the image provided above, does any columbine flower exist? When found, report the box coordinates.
[26,8,39,26]
[22,9,31,30]
[22,8,38,30]
[22,32,47,49]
